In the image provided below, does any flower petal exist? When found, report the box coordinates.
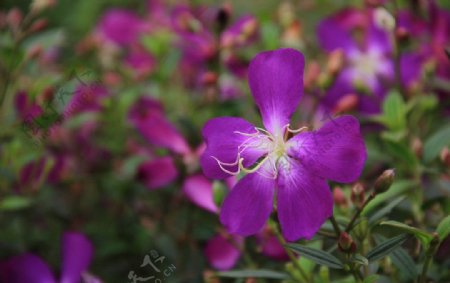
[129,97,190,155]
[220,170,275,236]
[182,174,219,213]
[367,21,392,54]
[60,232,94,283]
[0,253,56,283]
[317,18,357,53]
[277,159,333,241]
[248,48,304,134]
[201,117,268,179]
[137,157,178,190]
[204,234,242,271]
[287,115,366,183]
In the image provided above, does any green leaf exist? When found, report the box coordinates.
[379,91,407,131]
[261,22,280,50]
[286,243,344,269]
[380,221,433,248]
[216,269,290,279]
[0,196,32,211]
[368,196,406,225]
[436,215,450,240]
[362,180,415,215]
[351,254,369,266]
[423,125,450,162]
[363,274,380,283]
[373,235,418,280]
[367,234,409,262]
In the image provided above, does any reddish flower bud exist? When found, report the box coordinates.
[333,186,348,207]
[338,232,356,253]
[395,27,409,43]
[440,147,450,167]
[26,44,43,60]
[411,137,423,158]
[332,93,359,114]
[6,8,23,29]
[304,61,321,89]
[374,169,395,194]
[201,71,218,86]
[29,18,48,33]
[351,183,365,208]
[326,49,344,76]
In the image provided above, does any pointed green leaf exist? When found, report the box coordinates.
[423,125,450,162]
[436,215,450,240]
[216,269,290,279]
[368,196,406,225]
[367,234,409,262]
[380,221,433,247]
[0,196,32,211]
[286,243,344,269]
[351,254,369,266]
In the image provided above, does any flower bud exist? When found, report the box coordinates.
[332,93,358,114]
[304,61,321,89]
[326,49,344,76]
[351,183,365,208]
[333,186,348,207]
[31,0,57,13]
[201,71,218,86]
[374,169,395,194]
[6,8,23,29]
[395,26,409,43]
[440,147,450,167]
[338,232,356,253]
[29,18,48,33]
[411,137,423,158]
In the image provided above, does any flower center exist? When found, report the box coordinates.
[211,124,307,179]
[348,49,384,86]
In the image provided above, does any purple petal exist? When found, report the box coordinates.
[64,84,109,118]
[366,21,392,54]
[400,52,423,87]
[220,170,275,236]
[129,97,190,155]
[256,230,289,261]
[317,18,357,53]
[182,174,219,213]
[287,115,366,183]
[97,9,144,46]
[137,157,178,190]
[204,234,242,271]
[277,159,333,241]
[0,253,56,283]
[60,232,94,283]
[200,117,268,179]
[248,48,304,134]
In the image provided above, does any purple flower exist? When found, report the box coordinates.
[182,174,219,213]
[204,234,242,271]
[200,48,366,241]
[96,9,145,46]
[0,232,96,283]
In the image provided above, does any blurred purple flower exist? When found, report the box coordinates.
[182,174,219,213]
[15,91,43,120]
[204,234,242,271]
[200,48,366,241]
[97,9,145,46]
[137,157,178,190]
[220,15,258,49]
[0,232,96,283]
[63,84,109,118]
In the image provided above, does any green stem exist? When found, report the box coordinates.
[419,234,440,283]
[329,215,342,236]
[345,193,375,233]
[272,223,309,282]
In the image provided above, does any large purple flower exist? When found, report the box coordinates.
[200,48,366,241]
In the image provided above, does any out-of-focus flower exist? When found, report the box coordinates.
[0,232,97,283]
[15,91,43,120]
[63,84,109,118]
[220,15,258,49]
[182,174,219,214]
[96,9,145,47]
[204,234,242,271]
[201,49,367,241]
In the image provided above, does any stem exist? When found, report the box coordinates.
[329,215,342,236]
[419,234,440,283]
[345,193,375,233]
[272,223,309,282]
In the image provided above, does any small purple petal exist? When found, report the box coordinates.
[400,52,424,87]
[277,159,333,241]
[248,48,304,134]
[200,117,267,179]
[0,253,56,283]
[204,234,242,271]
[220,170,275,236]
[287,115,367,183]
[317,18,357,53]
[137,157,178,190]
[64,84,109,118]
[182,174,219,213]
[366,21,392,54]
[129,97,190,155]
[256,230,289,261]
[97,9,144,46]
[60,232,94,283]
